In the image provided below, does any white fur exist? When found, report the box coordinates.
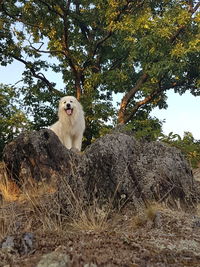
[50,96,85,151]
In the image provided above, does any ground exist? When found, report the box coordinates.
[1,164,200,267]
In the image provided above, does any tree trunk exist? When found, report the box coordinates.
[75,71,82,100]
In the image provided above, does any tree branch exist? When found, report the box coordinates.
[0,0,5,10]
[170,2,200,43]
[62,3,77,71]
[122,78,193,124]
[62,2,83,99]
[118,73,148,124]
[86,1,136,66]
[28,41,65,55]
[74,1,92,43]
[109,52,130,71]
[1,4,40,28]
[191,2,200,13]
[36,0,63,18]
[11,54,63,96]
[118,2,199,124]
[124,88,164,124]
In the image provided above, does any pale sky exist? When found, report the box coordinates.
[151,91,200,140]
[1,60,200,140]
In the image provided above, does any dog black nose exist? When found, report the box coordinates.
[67,103,71,108]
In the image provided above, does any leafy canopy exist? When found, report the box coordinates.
[0,0,199,152]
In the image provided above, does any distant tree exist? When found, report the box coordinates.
[0,0,199,148]
[0,84,30,158]
[159,131,200,168]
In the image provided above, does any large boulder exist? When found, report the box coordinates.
[3,130,199,212]
[3,129,79,186]
[58,132,197,212]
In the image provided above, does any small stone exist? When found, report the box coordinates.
[36,251,71,267]
[1,236,15,251]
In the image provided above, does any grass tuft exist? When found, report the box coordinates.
[0,163,20,202]
[68,204,111,232]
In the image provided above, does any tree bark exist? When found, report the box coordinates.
[118,73,148,124]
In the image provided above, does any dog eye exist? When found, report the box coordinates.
[63,101,66,104]
[70,100,73,103]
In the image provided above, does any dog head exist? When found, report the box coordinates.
[58,96,80,117]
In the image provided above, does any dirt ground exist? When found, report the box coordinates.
[1,199,200,267]
[1,167,200,267]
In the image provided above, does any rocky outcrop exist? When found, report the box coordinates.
[58,132,197,213]
[3,129,79,185]
[3,130,199,212]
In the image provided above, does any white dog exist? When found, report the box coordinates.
[50,96,85,151]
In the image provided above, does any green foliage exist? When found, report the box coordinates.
[125,112,163,141]
[159,132,200,168]
[0,84,31,159]
[0,0,199,153]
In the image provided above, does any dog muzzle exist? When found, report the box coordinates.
[65,104,73,115]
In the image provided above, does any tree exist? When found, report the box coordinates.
[0,84,30,158]
[159,131,200,168]
[0,0,199,147]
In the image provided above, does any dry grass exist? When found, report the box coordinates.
[196,204,200,217]
[1,162,195,241]
[0,163,20,202]
[0,170,185,240]
[68,203,111,232]
[0,165,114,238]
[129,202,169,229]
[1,167,200,267]
[0,164,62,238]
[1,158,200,266]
